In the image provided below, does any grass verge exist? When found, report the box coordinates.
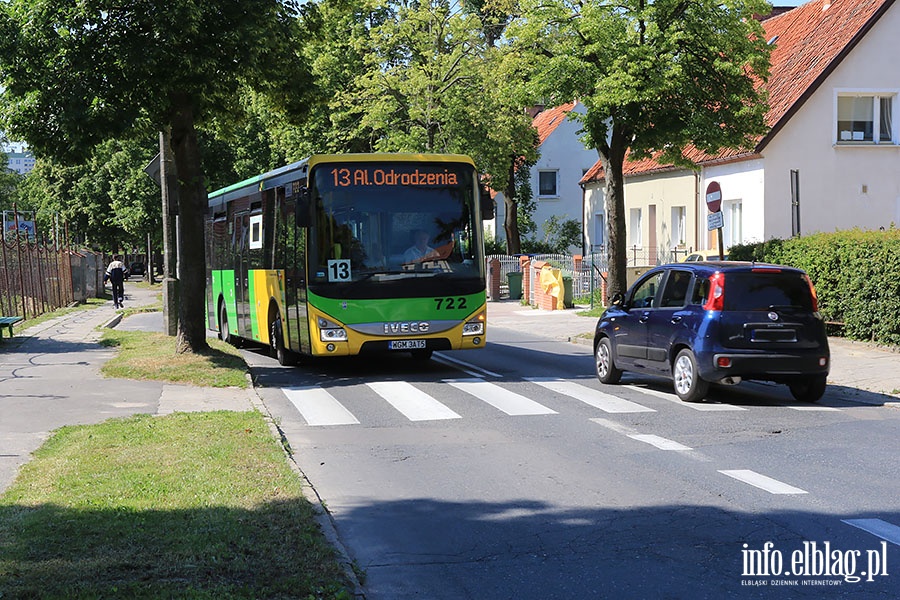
[0,411,354,599]
[100,330,250,388]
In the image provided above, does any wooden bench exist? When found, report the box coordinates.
[0,316,24,340]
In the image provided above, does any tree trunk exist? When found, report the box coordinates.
[169,98,210,354]
[503,159,521,254]
[598,128,629,301]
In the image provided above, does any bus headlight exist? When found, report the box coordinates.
[318,317,348,342]
[463,313,485,336]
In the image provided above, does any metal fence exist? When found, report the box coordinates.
[487,252,611,305]
[0,233,104,321]
[488,246,691,306]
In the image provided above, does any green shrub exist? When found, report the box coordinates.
[734,228,900,345]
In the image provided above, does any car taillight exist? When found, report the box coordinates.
[802,274,819,312]
[703,272,725,311]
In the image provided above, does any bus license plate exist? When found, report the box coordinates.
[389,340,426,350]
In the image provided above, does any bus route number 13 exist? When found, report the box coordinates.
[327,259,352,282]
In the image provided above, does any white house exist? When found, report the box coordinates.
[583,0,900,262]
[3,143,35,175]
[491,101,599,252]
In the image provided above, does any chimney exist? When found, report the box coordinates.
[526,104,545,119]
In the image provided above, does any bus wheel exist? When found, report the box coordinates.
[411,349,433,361]
[220,305,236,346]
[270,315,294,366]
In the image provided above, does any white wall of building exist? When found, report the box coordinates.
[492,104,598,252]
[529,104,598,251]
[700,159,765,249]
[583,181,605,253]
[762,3,900,238]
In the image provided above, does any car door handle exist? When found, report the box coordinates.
[639,313,651,323]
[671,316,683,324]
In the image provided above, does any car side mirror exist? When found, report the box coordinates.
[295,187,311,227]
[611,292,625,307]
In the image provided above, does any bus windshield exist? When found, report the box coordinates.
[308,161,484,297]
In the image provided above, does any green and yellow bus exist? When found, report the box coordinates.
[206,153,490,364]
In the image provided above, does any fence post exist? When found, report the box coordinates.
[487,258,501,301]
[519,255,531,305]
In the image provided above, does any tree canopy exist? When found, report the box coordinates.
[0,0,312,353]
[504,0,772,295]
[0,0,776,327]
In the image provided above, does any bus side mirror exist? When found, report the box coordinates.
[480,186,495,220]
[296,187,311,227]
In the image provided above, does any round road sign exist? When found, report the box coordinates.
[705,181,722,213]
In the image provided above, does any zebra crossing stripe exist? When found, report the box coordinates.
[625,385,747,411]
[367,381,462,421]
[627,434,693,451]
[719,469,808,494]
[283,386,360,426]
[445,378,557,416]
[842,519,900,547]
[528,378,655,413]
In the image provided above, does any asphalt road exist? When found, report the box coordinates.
[242,325,900,599]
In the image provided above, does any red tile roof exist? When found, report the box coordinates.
[582,0,894,183]
[532,101,578,145]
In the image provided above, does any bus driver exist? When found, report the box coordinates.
[403,229,437,263]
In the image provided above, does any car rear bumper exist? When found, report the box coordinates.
[699,350,830,382]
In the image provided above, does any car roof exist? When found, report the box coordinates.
[656,261,806,275]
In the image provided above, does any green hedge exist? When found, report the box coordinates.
[729,229,900,345]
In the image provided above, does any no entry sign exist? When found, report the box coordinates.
[706,181,722,213]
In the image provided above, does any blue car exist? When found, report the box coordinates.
[593,261,830,403]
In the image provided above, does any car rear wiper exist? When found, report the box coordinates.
[768,304,809,312]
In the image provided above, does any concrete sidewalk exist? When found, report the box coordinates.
[0,281,257,494]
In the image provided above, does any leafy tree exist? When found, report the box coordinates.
[295,0,385,155]
[18,156,125,250]
[521,215,581,254]
[316,0,537,252]
[0,0,312,353]
[0,151,21,213]
[16,138,160,252]
[505,0,772,297]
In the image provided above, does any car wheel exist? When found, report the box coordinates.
[595,337,622,384]
[270,315,295,366]
[672,349,709,402]
[788,374,827,403]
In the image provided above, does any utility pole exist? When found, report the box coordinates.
[145,130,180,335]
[159,129,180,336]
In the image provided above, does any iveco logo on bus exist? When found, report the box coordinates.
[383,321,430,334]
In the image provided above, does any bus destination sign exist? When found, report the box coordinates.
[329,167,459,188]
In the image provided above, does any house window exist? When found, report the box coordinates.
[629,208,642,247]
[593,213,605,248]
[724,200,742,247]
[538,170,558,197]
[671,206,686,246]
[837,94,895,144]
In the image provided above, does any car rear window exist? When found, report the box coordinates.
[723,272,813,311]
